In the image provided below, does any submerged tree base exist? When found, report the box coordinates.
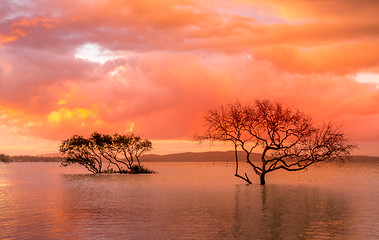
[101,165,155,174]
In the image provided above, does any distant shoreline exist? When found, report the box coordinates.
[10,151,379,163]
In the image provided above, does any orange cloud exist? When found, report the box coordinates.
[0,17,57,45]
[253,39,379,74]
[245,0,379,23]
[1,52,377,141]
[0,0,378,155]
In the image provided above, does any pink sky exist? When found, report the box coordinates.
[0,0,378,156]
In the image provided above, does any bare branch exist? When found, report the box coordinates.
[196,99,357,185]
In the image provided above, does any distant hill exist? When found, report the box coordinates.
[40,153,63,158]
[9,151,379,163]
[12,155,64,162]
[141,151,261,162]
[141,152,379,163]
[12,151,258,163]
[349,155,379,163]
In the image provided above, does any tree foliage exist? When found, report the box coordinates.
[60,132,153,174]
[0,153,13,163]
[196,99,356,185]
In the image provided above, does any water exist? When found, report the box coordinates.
[0,161,378,239]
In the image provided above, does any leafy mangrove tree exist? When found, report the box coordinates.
[60,132,153,174]
[0,153,13,163]
[196,99,356,185]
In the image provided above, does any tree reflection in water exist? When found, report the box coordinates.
[233,184,349,239]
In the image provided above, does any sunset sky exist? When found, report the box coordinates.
[0,0,378,156]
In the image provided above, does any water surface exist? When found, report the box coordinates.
[0,161,378,239]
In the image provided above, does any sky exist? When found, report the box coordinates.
[0,0,378,156]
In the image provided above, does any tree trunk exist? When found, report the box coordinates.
[260,148,268,185]
[114,163,122,173]
[260,172,266,185]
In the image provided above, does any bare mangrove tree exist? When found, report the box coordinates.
[196,99,356,185]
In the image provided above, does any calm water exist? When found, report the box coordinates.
[0,161,378,239]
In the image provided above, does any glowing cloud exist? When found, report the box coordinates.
[354,73,379,89]
[0,0,378,156]
[75,43,119,64]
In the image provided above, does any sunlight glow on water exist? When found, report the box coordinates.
[0,162,378,239]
